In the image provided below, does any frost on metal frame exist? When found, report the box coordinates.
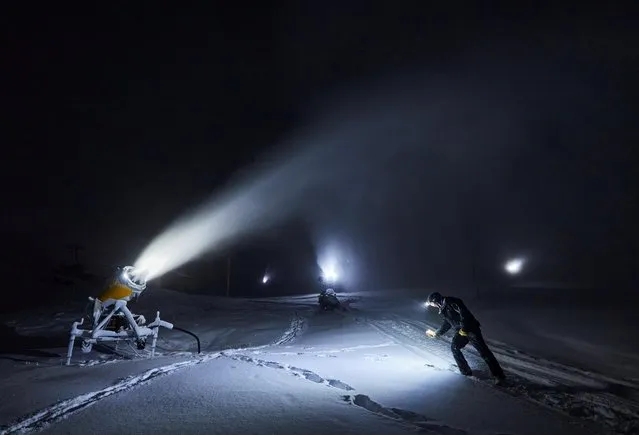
[65,265,173,366]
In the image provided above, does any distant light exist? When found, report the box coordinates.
[262,274,270,284]
[323,268,338,283]
[505,258,524,275]
[317,243,350,286]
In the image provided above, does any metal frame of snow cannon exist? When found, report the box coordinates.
[66,266,173,366]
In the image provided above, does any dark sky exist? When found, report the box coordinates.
[2,2,638,292]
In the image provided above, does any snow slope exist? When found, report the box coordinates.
[475,302,639,381]
[1,289,637,434]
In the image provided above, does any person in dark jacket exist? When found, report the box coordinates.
[425,292,505,381]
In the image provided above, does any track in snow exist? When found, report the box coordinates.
[0,314,308,435]
[272,312,306,346]
[225,353,355,391]
[363,315,639,434]
[0,354,223,435]
[342,394,513,435]
[227,351,507,435]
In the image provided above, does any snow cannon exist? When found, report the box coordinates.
[98,266,147,304]
[66,265,173,365]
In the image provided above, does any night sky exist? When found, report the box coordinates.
[2,3,637,297]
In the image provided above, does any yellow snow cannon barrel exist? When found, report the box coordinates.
[98,266,148,303]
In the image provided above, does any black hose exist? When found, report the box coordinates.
[172,326,201,354]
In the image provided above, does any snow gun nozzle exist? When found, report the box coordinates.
[120,265,148,292]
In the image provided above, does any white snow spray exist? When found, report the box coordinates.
[133,93,426,281]
[133,64,569,282]
[132,146,323,281]
[133,117,385,281]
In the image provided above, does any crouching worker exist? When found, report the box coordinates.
[425,292,505,382]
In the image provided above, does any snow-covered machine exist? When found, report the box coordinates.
[66,265,173,365]
[318,288,342,311]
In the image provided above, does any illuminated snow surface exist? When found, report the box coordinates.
[1,289,638,434]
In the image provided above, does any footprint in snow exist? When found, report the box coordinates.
[302,371,324,383]
[345,394,471,435]
[264,361,285,369]
[234,356,355,391]
[327,379,355,390]
[390,407,433,423]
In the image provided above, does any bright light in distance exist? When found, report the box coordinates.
[323,267,338,282]
[317,244,345,285]
[504,258,524,275]
[262,274,270,284]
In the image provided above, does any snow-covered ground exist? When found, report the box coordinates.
[1,288,637,434]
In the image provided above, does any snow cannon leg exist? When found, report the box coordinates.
[151,311,160,357]
[148,311,173,358]
[66,335,75,366]
[120,303,145,342]
[66,318,84,366]
[151,328,159,357]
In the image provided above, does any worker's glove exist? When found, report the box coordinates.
[426,329,437,338]
[458,329,468,337]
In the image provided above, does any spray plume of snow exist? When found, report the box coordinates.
[134,86,434,281]
[134,62,585,281]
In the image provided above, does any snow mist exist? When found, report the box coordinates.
[133,92,427,281]
[134,62,580,282]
